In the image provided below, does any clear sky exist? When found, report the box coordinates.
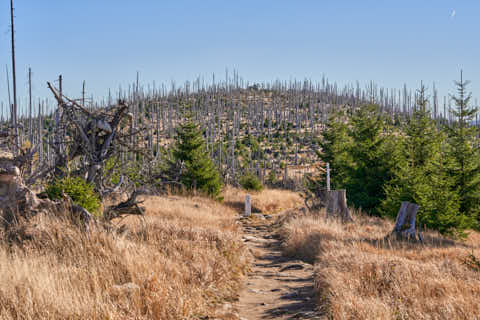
[0,1,478,112]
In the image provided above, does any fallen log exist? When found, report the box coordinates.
[103,188,146,221]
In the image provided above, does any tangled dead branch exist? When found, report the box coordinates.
[103,188,146,221]
[47,82,135,185]
[0,84,157,233]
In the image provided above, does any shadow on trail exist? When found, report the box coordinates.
[264,279,320,319]
[255,241,323,319]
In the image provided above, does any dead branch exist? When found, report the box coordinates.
[46,83,138,185]
[103,188,147,221]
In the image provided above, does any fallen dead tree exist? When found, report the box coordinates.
[46,82,137,189]
[103,188,146,221]
[0,83,155,233]
[44,83,153,221]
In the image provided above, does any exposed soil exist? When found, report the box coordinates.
[234,214,325,320]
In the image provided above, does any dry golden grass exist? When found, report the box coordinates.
[223,186,303,214]
[0,195,250,319]
[280,210,480,320]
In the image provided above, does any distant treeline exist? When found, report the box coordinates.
[2,72,475,190]
[2,72,480,236]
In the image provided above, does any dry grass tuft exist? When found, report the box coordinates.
[0,195,250,319]
[223,186,303,214]
[280,210,480,320]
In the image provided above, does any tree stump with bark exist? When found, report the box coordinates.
[305,187,353,222]
[326,189,354,222]
[392,201,422,242]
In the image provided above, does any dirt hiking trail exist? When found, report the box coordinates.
[235,213,325,320]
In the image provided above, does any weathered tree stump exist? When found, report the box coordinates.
[1,159,45,227]
[326,189,354,222]
[0,154,93,230]
[392,201,422,241]
[305,187,353,222]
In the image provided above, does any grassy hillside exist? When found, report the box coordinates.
[0,193,250,319]
[0,186,304,319]
[280,210,480,319]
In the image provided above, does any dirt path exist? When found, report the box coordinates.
[235,214,324,320]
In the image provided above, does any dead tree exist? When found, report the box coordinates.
[10,0,19,156]
[1,83,156,228]
[0,106,149,231]
[46,82,145,189]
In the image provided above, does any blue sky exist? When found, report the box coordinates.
[0,1,478,112]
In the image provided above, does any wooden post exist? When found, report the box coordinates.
[57,75,64,157]
[245,194,251,217]
[37,101,42,161]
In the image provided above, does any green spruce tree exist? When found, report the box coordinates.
[318,110,353,190]
[381,84,466,236]
[445,71,480,228]
[346,104,394,214]
[167,116,222,197]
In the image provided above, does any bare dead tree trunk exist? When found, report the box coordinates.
[82,80,86,107]
[10,0,19,156]
[28,67,33,144]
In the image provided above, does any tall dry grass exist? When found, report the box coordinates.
[223,186,303,214]
[280,210,480,320]
[0,195,250,319]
